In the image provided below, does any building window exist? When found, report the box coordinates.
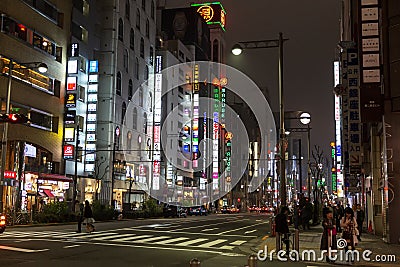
[143,112,147,134]
[118,18,124,41]
[71,21,88,43]
[149,46,154,65]
[151,1,155,19]
[145,65,149,81]
[213,39,219,62]
[116,71,122,95]
[133,107,137,130]
[139,87,143,107]
[122,102,127,124]
[148,92,152,112]
[124,49,129,73]
[142,0,146,11]
[140,38,144,58]
[128,79,133,100]
[130,28,135,50]
[22,0,62,27]
[78,85,85,102]
[127,131,132,154]
[135,57,139,79]
[125,0,130,20]
[145,19,149,38]
[136,9,140,30]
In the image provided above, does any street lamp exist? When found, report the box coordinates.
[299,112,312,198]
[0,59,48,212]
[232,33,289,207]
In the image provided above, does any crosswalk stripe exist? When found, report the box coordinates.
[134,236,170,243]
[155,237,190,245]
[90,233,121,240]
[219,245,235,250]
[50,232,89,238]
[230,240,247,246]
[118,235,151,242]
[175,238,208,246]
[81,232,118,238]
[197,239,227,248]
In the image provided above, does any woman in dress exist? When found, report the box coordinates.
[83,200,95,233]
[320,208,337,262]
[340,207,358,259]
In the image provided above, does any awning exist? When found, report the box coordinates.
[39,173,73,182]
[38,192,46,197]
[43,189,55,198]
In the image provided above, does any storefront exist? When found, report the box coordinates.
[22,172,72,211]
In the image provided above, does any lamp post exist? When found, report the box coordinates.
[299,112,312,198]
[232,32,288,207]
[0,59,48,212]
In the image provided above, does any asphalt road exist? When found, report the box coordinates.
[0,213,330,267]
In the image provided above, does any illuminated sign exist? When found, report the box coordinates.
[68,59,78,74]
[63,145,74,159]
[71,43,79,57]
[64,110,76,124]
[67,76,77,91]
[225,132,233,140]
[65,93,76,108]
[24,143,37,158]
[4,171,17,179]
[64,127,75,142]
[89,60,98,73]
[192,2,227,30]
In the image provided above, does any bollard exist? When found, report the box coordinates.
[294,229,300,251]
[276,232,281,251]
[270,216,276,237]
[247,254,257,267]
[189,258,201,267]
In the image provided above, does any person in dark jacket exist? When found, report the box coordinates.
[320,208,337,262]
[355,204,365,241]
[83,200,95,233]
[275,206,290,256]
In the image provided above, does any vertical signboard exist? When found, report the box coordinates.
[334,61,344,197]
[192,64,200,168]
[152,56,163,191]
[212,78,220,192]
[84,60,98,172]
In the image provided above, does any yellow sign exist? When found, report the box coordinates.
[197,5,214,22]
[225,132,233,140]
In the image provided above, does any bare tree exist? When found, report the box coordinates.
[310,145,325,224]
[92,157,108,201]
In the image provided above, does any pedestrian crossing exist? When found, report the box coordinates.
[0,230,249,251]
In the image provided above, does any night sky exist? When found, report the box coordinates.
[222,0,341,156]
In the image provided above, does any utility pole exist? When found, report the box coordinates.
[72,122,79,213]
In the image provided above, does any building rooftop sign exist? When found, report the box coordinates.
[191,2,226,31]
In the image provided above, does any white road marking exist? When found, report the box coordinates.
[90,233,122,240]
[217,221,267,235]
[117,235,151,242]
[155,237,190,245]
[171,219,249,231]
[81,232,118,238]
[0,245,49,253]
[244,230,257,234]
[219,245,235,250]
[63,244,80,249]
[175,238,208,246]
[197,239,227,248]
[230,240,247,245]
[134,236,170,243]
[201,228,219,232]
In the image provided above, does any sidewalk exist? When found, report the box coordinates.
[254,225,400,266]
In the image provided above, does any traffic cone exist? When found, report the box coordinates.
[368,220,373,233]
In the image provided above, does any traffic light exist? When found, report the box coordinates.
[0,113,29,123]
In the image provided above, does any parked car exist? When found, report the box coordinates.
[188,206,208,216]
[163,204,187,218]
[221,206,230,214]
[229,206,240,213]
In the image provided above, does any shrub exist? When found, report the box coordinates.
[92,200,117,221]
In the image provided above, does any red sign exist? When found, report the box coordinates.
[4,171,16,179]
[63,145,74,159]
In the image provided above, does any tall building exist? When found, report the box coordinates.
[0,0,72,211]
[64,0,157,208]
[335,0,400,243]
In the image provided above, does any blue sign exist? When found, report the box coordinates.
[89,60,98,73]
[336,145,341,156]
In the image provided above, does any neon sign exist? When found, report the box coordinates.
[192,2,227,31]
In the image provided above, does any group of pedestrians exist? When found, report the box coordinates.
[320,203,365,262]
[274,201,365,261]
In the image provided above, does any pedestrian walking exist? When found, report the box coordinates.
[75,201,84,233]
[301,200,312,230]
[275,206,290,257]
[355,204,365,241]
[320,208,337,262]
[83,200,95,233]
[340,207,358,261]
